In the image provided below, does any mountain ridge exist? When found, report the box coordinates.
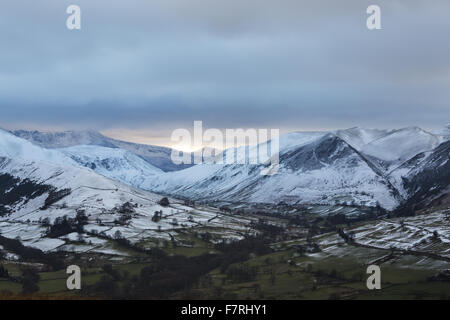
[6,125,450,211]
[10,129,191,172]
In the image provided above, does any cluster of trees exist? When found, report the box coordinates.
[427,270,450,282]
[337,228,356,244]
[41,188,71,210]
[215,236,271,256]
[325,213,347,225]
[21,268,40,294]
[0,235,64,270]
[110,231,167,258]
[0,265,9,278]
[392,204,416,217]
[117,201,136,214]
[0,174,52,214]
[0,205,9,216]
[86,253,220,299]
[294,242,321,256]
[225,264,259,282]
[183,199,195,207]
[114,214,132,226]
[152,210,163,222]
[250,219,284,237]
[112,202,136,225]
[45,210,88,238]
[85,236,272,299]
[158,197,170,207]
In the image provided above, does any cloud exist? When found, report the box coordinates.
[0,0,449,137]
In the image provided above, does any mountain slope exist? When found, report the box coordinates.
[143,127,448,211]
[359,127,442,174]
[147,133,400,210]
[0,129,156,221]
[59,145,163,190]
[11,130,118,149]
[8,126,449,213]
[335,127,392,151]
[388,139,450,206]
[0,129,202,253]
[11,129,191,172]
[0,129,77,166]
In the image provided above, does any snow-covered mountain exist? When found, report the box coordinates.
[0,129,202,252]
[142,126,449,210]
[59,145,163,190]
[335,127,392,151]
[0,125,447,260]
[11,130,117,149]
[335,126,444,173]
[11,129,192,172]
[6,125,449,212]
[359,127,442,174]
[388,139,450,204]
[0,129,161,221]
[0,129,77,166]
[146,133,400,210]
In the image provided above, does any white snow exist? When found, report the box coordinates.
[0,129,77,167]
[335,127,391,151]
[26,238,65,251]
[145,131,400,209]
[361,127,440,163]
[60,145,162,189]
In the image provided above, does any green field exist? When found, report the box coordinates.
[1,208,449,300]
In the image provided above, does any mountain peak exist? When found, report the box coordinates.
[10,129,116,149]
[334,127,390,151]
[0,128,76,166]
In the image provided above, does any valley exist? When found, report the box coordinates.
[0,125,448,299]
[0,201,448,299]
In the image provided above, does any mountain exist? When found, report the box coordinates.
[146,133,400,210]
[335,127,392,151]
[59,145,163,190]
[11,129,192,172]
[0,129,158,220]
[358,127,442,174]
[11,130,118,149]
[0,129,196,252]
[388,139,450,207]
[8,126,449,212]
[143,126,449,211]
[0,129,76,166]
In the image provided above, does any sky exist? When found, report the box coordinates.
[0,0,449,146]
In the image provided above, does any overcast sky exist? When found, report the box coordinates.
[0,0,449,145]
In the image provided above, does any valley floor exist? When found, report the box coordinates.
[0,202,449,300]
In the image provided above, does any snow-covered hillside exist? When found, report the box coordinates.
[5,125,450,212]
[0,130,160,221]
[360,127,441,173]
[0,129,257,257]
[146,133,400,210]
[0,152,247,253]
[432,123,450,140]
[0,129,77,166]
[60,145,162,190]
[388,139,450,202]
[11,130,118,149]
[11,129,192,172]
[141,127,449,210]
[335,127,392,151]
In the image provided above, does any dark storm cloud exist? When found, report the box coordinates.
[0,0,449,135]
